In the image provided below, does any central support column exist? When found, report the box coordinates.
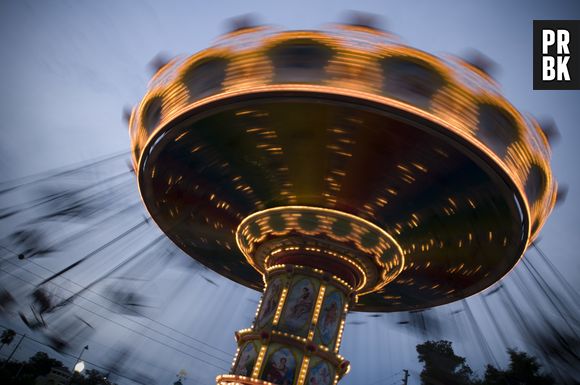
[219,205,405,385]
[217,264,352,385]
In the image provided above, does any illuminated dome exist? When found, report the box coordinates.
[129,24,556,313]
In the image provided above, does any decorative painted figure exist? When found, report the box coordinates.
[317,292,342,345]
[234,343,257,376]
[257,278,282,327]
[306,362,332,385]
[262,348,296,385]
[282,279,315,331]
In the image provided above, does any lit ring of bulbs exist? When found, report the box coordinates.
[236,206,405,295]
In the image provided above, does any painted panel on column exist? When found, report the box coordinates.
[306,360,333,385]
[261,346,298,385]
[233,341,259,376]
[315,290,343,348]
[256,276,285,329]
[280,277,316,335]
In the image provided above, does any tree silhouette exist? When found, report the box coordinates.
[416,340,557,385]
[0,351,115,385]
[0,329,16,350]
[416,340,476,385]
[27,351,65,377]
[482,349,555,385]
[86,369,108,384]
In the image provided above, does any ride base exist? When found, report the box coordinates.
[217,264,351,385]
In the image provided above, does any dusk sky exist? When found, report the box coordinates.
[1,1,580,385]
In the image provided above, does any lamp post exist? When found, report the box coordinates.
[69,345,88,384]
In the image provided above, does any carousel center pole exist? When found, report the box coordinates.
[218,262,352,385]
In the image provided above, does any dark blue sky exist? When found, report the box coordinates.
[1,1,579,385]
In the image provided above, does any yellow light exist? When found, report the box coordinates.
[252,345,268,378]
[234,206,405,293]
[272,287,288,326]
[297,356,310,385]
[309,285,327,340]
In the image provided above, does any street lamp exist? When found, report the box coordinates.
[74,360,85,373]
[69,345,88,384]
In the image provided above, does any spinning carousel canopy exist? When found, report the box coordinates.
[129,25,556,312]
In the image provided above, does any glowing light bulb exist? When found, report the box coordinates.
[74,361,85,373]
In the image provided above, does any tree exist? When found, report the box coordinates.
[26,351,65,377]
[82,368,109,385]
[482,349,555,385]
[0,351,64,385]
[0,351,115,385]
[416,340,477,385]
[0,329,16,350]
[415,340,556,385]
[480,364,505,385]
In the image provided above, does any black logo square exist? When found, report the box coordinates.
[533,20,580,90]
